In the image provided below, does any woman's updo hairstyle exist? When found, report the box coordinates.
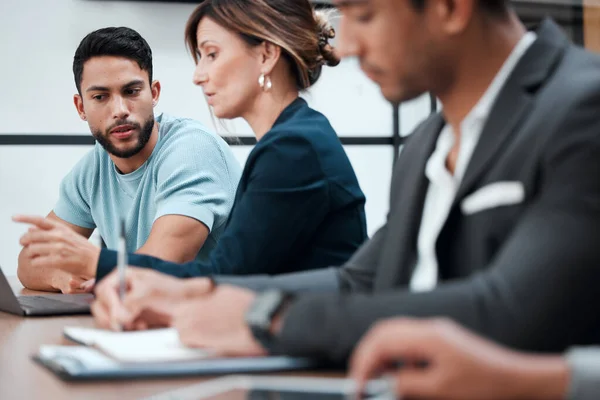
[185,0,340,90]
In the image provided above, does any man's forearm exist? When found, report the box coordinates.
[135,244,198,264]
[136,216,209,264]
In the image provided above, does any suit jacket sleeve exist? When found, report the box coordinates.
[276,87,600,363]
[211,222,388,292]
[566,347,600,400]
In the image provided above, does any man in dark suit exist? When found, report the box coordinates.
[92,0,600,363]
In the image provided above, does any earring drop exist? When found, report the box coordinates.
[259,73,272,92]
[265,76,272,91]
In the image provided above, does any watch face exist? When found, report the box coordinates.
[246,290,285,331]
[246,310,271,331]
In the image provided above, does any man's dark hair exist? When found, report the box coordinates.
[409,0,508,16]
[73,27,153,93]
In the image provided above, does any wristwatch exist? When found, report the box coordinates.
[245,289,292,354]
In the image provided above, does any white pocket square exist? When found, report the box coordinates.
[461,181,525,215]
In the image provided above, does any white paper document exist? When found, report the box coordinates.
[63,327,213,363]
[33,327,316,380]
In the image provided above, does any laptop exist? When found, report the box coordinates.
[0,266,92,316]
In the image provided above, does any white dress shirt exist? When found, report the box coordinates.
[409,32,537,292]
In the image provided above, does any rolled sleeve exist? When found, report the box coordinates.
[154,200,216,232]
[54,149,97,229]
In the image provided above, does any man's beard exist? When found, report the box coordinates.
[93,115,155,159]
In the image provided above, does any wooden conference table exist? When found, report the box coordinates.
[0,276,336,400]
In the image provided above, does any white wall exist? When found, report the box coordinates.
[0,0,432,276]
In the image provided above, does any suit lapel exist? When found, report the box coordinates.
[374,114,444,290]
[452,82,533,203]
[453,19,567,205]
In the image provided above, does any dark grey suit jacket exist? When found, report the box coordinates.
[217,19,600,362]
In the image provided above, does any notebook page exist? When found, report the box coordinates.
[64,327,213,363]
[38,345,120,372]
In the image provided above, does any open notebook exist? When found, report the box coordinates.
[33,327,318,380]
[63,327,212,363]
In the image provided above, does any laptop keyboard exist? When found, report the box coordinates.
[17,295,87,309]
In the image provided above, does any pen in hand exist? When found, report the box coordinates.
[115,218,127,331]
